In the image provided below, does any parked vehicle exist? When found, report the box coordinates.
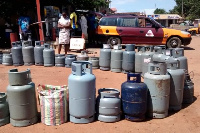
[96,15,192,48]
[187,19,200,35]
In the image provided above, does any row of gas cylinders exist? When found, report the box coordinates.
[0,61,194,127]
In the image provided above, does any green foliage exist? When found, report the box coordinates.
[154,8,167,14]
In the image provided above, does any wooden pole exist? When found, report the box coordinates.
[36,0,44,41]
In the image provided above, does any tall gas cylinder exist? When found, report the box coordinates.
[65,54,77,68]
[11,42,24,66]
[144,63,170,118]
[183,73,194,104]
[89,57,99,69]
[167,58,185,111]
[0,52,2,64]
[122,44,135,73]
[135,46,144,73]
[77,51,89,61]
[55,54,65,67]
[2,52,13,66]
[22,41,34,65]
[43,43,55,67]
[96,88,121,123]
[68,61,96,123]
[121,73,148,121]
[99,44,112,71]
[110,45,123,73]
[7,69,38,127]
[34,41,44,66]
[0,93,10,126]
[141,46,154,76]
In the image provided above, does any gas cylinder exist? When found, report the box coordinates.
[122,44,135,73]
[34,41,44,66]
[89,57,99,69]
[2,52,13,66]
[7,68,38,127]
[11,42,24,66]
[141,46,155,76]
[77,51,89,61]
[68,61,96,123]
[183,73,194,104]
[171,48,188,72]
[96,88,121,122]
[121,73,148,121]
[0,52,2,64]
[22,41,34,65]
[0,93,9,126]
[152,46,170,62]
[43,43,55,67]
[99,44,112,71]
[65,54,77,68]
[144,63,170,118]
[135,46,144,73]
[110,45,123,73]
[167,58,185,111]
[55,54,65,67]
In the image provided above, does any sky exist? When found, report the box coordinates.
[110,0,176,13]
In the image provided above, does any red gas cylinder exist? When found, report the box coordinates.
[10,33,18,47]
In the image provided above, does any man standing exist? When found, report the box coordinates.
[70,6,78,37]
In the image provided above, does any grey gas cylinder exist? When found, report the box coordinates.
[65,54,77,68]
[152,46,170,63]
[135,46,144,73]
[99,44,112,71]
[77,51,89,61]
[43,43,55,67]
[7,69,38,127]
[122,44,135,73]
[171,48,188,72]
[167,58,185,111]
[110,45,123,73]
[144,63,170,118]
[89,57,99,69]
[34,41,44,66]
[0,93,10,126]
[11,42,24,66]
[183,73,194,104]
[0,52,2,64]
[68,61,96,123]
[55,54,65,67]
[96,88,121,123]
[22,41,34,66]
[141,46,155,76]
[2,52,13,66]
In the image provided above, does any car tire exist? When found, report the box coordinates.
[167,37,182,48]
[107,37,121,46]
[191,30,196,36]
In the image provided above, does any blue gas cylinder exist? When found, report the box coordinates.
[121,73,148,121]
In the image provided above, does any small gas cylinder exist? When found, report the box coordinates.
[34,41,44,66]
[65,54,77,68]
[11,42,24,66]
[77,51,89,61]
[89,57,99,69]
[0,52,3,64]
[22,41,34,65]
[0,93,9,126]
[55,54,65,67]
[183,73,194,104]
[110,45,123,73]
[2,52,13,66]
[99,44,112,71]
[43,43,55,67]
[135,46,144,73]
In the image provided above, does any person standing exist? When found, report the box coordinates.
[58,10,71,54]
[80,14,88,39]
[70,6,78,37]
[87,11,96,45]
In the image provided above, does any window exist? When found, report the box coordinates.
[99,18,117,26]
[138,18,156,28]
[118,17,138,27]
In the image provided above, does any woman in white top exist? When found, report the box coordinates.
[58,10,71,54]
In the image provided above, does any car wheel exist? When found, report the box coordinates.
[167,37,182,48]
[191,30,196,36]
[107,37,121,46]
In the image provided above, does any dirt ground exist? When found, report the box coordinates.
[0,36,200,133]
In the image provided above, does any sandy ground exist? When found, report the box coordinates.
[0,36,199,133]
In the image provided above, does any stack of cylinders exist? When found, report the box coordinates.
[122,44,135,73]
[77,51,89,61]
[110,45,123,73]
[22,41,34,66]
[11,42,24,66]
[2,52,13,66]
[65,54,77,68]
[7,69,38,127]
[135,46,144,73]
[96,88,121,122]
[167,58,185,111]
[0,52,2,64]
[99,44,112,71]
[34,41,44,66]
[144,63,170,118]
[0,93,10,126]
[89,57,99,69]
[55,54,65,67]
[183,73,194,104]
[43,43,55,67]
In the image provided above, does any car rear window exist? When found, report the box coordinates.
[118,17,138,27]
[99,18,117,26]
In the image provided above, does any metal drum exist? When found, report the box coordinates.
[22,41,34,66]
[144,63,170,118]
[43,43,55,67]
[7,69,38,127]
[89,57,99,69]
[135,46,144,73]
[68,61,96,123]
[121,73,148,121]
[99,44,112,71]
[65,54,77,68]
[2,52,13,66]
[11,42,24,66]
[77,51,89,61]
[122,44,136,73]
[96,88,121,123]
[183,73,194,104]
[0,93,9,126]
[34,41,44,66]
[110,45,123,73]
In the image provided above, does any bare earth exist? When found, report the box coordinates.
[0,36,199,133]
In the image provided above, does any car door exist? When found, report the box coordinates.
[137,18,164,44]
[116,17,139,44]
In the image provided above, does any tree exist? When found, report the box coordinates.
[154,8,167,14]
